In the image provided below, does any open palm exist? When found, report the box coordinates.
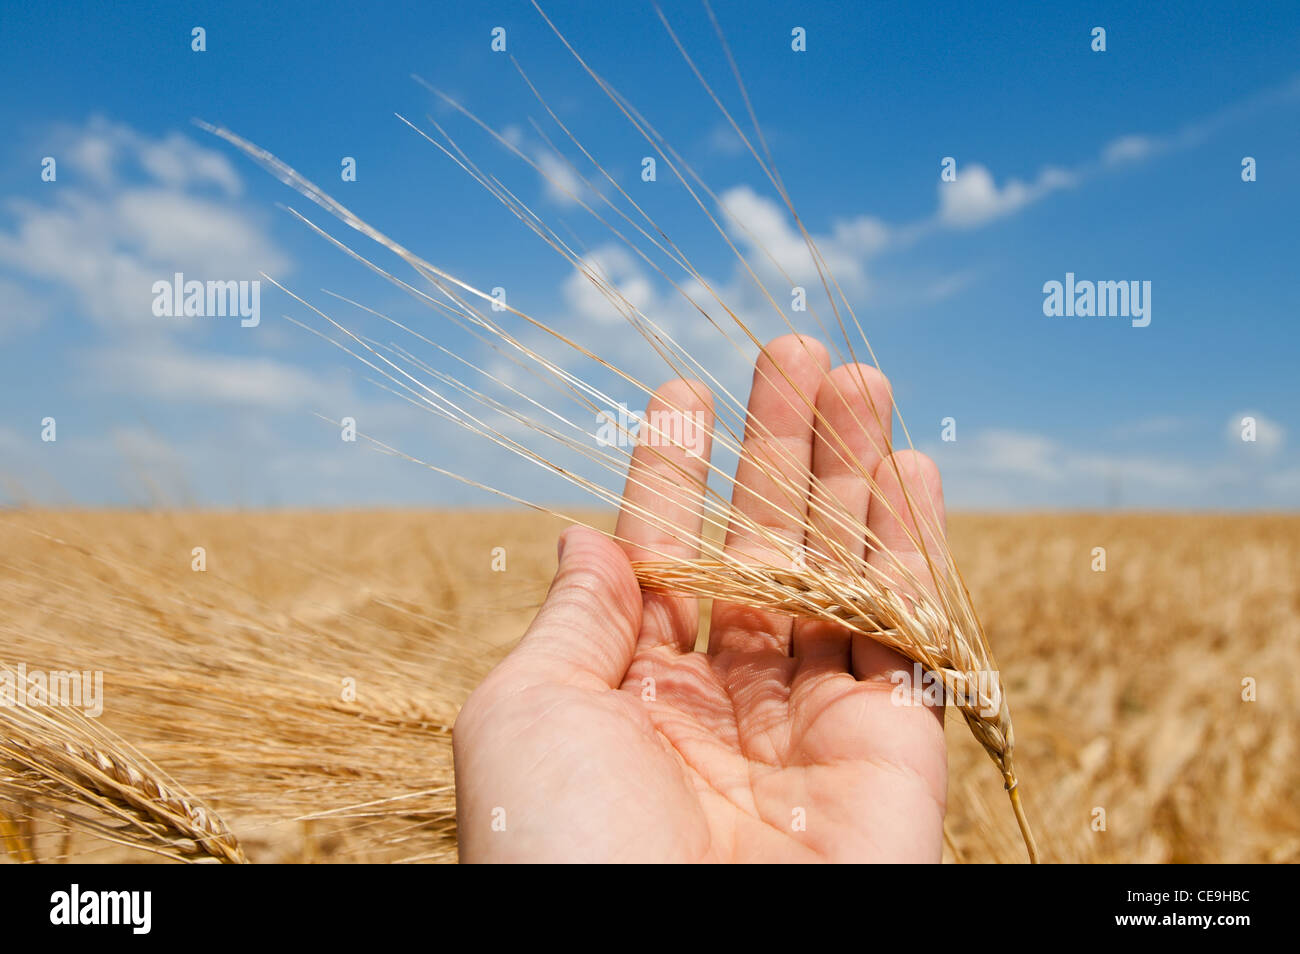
[454,337,947,862]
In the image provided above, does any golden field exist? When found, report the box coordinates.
[2,509,1297,863]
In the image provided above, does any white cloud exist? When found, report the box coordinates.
[61,117,242,195]
[140,132,244,196]
[535,76,1300,354]
[549,185,908,404]
[968,429,1063,482]
[705,123,747,156]
[544,79,1299,345]
[69,132,118,188]
[84,343,342,409]
[1102,134,1160,166]
[930,426,1298,508]
[535,150,586,206]
[930,76,1300,233]
[719,185,888,289]
[829,216,891,259]
[114,189,281,272]
[500,125,525,149]
[562,245,656,325]
[0,118,287,331]
[937,163,1076,229]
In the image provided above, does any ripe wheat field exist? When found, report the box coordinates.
[1,508,1296,863]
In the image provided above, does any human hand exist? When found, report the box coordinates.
[453,335,947,862]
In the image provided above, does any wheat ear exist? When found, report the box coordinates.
[0,677,246,863]
[635,559,1038,861]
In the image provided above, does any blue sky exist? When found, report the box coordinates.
[1,0,1296,508]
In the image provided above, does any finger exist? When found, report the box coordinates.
[708,334,829,655]
[506,526,643,690]
[614,379,715,651]
[853,450,947,687]
[792,364,893,670]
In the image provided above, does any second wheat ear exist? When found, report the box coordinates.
[0,682,246,864]
[195,0,1041,862]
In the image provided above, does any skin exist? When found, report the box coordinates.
[453,335,948,862]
